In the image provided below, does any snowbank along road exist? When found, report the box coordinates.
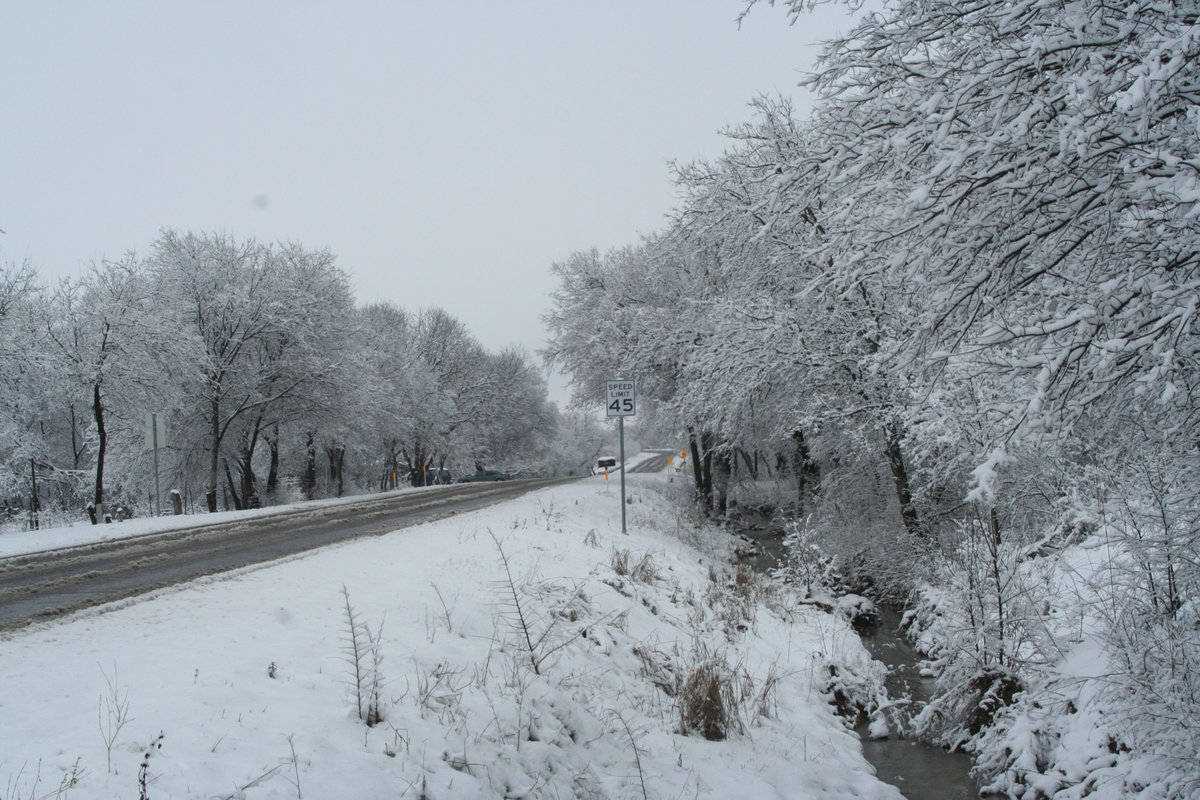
[0,478,574,630]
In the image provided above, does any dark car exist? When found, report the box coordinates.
[458,469,510,483]
[414,468,451,486]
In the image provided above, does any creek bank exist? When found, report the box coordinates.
[733,521,984,799]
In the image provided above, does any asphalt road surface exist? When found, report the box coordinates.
[0,477,573,631]
[628,449,679,473]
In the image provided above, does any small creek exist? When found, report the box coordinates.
[735,524,982,800]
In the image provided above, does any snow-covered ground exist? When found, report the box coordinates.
[1,471,902,799]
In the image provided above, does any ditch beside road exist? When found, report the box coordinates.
[735,521,982,800]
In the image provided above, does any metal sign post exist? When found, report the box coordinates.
[605,379,636,534]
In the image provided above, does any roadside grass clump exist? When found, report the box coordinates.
[415,659,468,724]
[210,736,304,800]
[674,640,751,741]
[633,635,783,743]
[490,531,580,676]
[4,759,85,800]
[610,548,660,584]
[341,585,386,726]
[424,581,456,642]
[534,498,563,531]
[705,563,767,638]
[612,712,649,800]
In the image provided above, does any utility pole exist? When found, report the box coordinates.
[145,412,167,516]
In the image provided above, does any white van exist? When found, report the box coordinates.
[594,456,619,474]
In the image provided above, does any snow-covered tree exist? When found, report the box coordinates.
[668,99,929,527]
[233,241,359,506]
[724,0,1200,790]
[353,302,424,491]
[40,254,168,521]
[0,261,56,519]
[148,231,356,511]
[768,0,1200,444]
[469,346,558,475]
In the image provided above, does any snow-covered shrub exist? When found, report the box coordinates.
[772,516,832,598]
[953,581,1200,799]
[1098,611,1200,797]
[1087,463,1200,798]
[971,451,1200,798]
[906,508,1057,749]
[967,640,1198,800]
[907,470,1200,798]
[821,642,889,726]
[835,594,880,632]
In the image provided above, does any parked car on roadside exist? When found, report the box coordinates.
[457,469,510,482]
[409,468,451,487]
[423,468,452,485]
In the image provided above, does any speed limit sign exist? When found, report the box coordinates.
[605,379,636,534]
[605,380,636,417]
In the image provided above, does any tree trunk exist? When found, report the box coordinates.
[885,423,922,537]
[410,444,429,487]
[238,416,263,509]
[69,405,85,470]
[380,441,398,491]
[29,458,40,530]
[224,459,243,510]
[791,430,820,517]
[327,444,345,497]
[301,432,317,500]
[685,429,716,514]
[265,425,280,495]
[92,384,107,522]
[239,448,259,508]
[738,449,758,480]
[713,449,732,516]
[688,429,710,511]
[701,432,715,512]
[403,445,438,487]
[206,397,221,512]
[987,505,1005,666]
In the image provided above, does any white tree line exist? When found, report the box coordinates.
[1,229,592,525]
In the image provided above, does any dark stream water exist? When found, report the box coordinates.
[856,606,981,799]
[735,525,982,800]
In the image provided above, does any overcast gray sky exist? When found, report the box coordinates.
[2,1,858,397]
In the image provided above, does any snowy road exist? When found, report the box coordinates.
[0,478,573,630]
[627,448,675,473]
